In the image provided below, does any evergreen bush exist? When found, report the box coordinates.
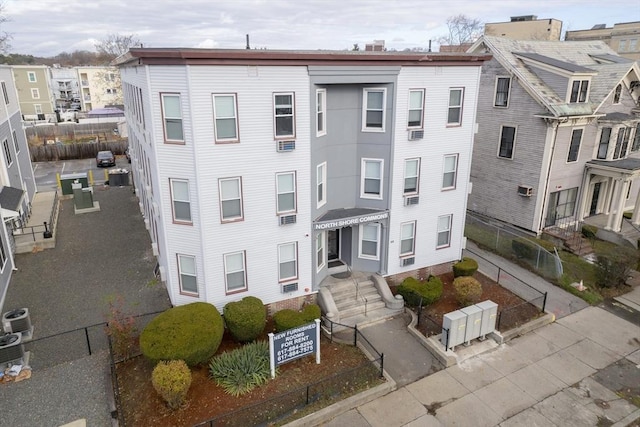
[397,276,443,307]
[273,309,305,332]
[209,341,270,396]
[453,276,483,307]
[223,296,266,342]
[151,360,192,409]
[302,304,322,322]
[140,302,224,366]
[582,224,598,239]
[452,257,479,277]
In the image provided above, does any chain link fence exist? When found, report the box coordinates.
[465,212,563,280]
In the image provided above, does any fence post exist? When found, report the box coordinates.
[85,327,92,355]
[354,324,358,347]
[379,353,384,378]
[497,267,501,284]
[542,292,548,313]
[497,311,502,330]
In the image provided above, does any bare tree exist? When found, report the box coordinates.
[0,2,12,54]
[438,14,483,47]
[94,33,141,63]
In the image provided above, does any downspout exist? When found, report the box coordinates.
[537,118,566,234]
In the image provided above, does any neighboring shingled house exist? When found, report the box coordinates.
[467,36,640,242]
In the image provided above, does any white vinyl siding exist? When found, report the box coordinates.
[274,92,295,138]
[316,88,326,136]
[177,254,198,295]
[442,154,458,190]
[219,177,243,222]
[1,81,8,104]
[407,89,424,128]
[213,94,238,142]
[359,223,380,260]
[437,214,452,248]
[447,88,464,125]
[362,88,386,131]
[278,242,298,282]
[276,171,296,214]
[400,221,416,256]
[567,129,583,163]
[161,93,184,142]
[170,179,191,223]
[404,158,420,194]
[361,158,383,199]
[224,251,247,293]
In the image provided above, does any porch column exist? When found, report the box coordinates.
[603,177,614,215]
[631,185,640,225]
[605,178,624,231]
[577,172,592,221]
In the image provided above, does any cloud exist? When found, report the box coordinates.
[195,39,219,49]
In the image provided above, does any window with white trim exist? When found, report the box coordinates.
[278,242,298,282]
[213,94,238,142]
[442,154,458,190]
[170,179,191,223]
[1,81,8,104]
[362,88,386,131]
[34,104,42,114]
[447,88,464,125]
[177,254,198,294]
[161,94,184,142]
[437,214,452,248]
[31,88,39,99]
[613,84,622,104]
[404,158,420,194]
[316,231,325,271]
[632,123,640,152]
[613,127,631,160]
[407,89,424,128]
[274,92,295,138]
[27,72,36,83]
[400,221,416,256]
[597,127,612,159]
[359,223,380,260]
[569,80,589,103]
[316,89,326,136]
[361,158,383,199]
[567,129,583,162]
[494,77,511,107]
[317,162,326,207]
[219,177,243,222]
[276,172,296,214]
[12,130,19,154]
[498,125,516,159]
[224,251,247,292]
[2,139,11,166]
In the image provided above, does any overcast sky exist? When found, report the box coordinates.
[3,0,639,57]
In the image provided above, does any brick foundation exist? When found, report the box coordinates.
[267,293,317,317]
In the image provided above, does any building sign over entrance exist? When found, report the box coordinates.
[314,212,389,230]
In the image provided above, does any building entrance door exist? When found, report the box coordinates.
[590,182,601,216]
[328,229,340,261]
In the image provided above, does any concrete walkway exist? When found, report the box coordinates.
[319,306,640,427]
[464,240,589,318]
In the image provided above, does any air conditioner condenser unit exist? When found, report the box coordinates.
[2,308,34,341]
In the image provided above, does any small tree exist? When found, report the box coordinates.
[595,248,637,288]
[94,33,142,63]
[437,14,483,48]
[152,360,192,409]
[0,2,11,54]
[104,294,137,360]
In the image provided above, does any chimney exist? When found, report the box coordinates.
[246,34,250,50]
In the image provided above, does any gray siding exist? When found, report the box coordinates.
[469,58,549,231]
[529,65,569,101]
[11,112,36,202]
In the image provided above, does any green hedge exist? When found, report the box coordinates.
[224,296,266,343]
[397,276,443,307]
[140,302,224,366]
[453,276,483,307]
[273,304,321,332]
[452,257,478,277]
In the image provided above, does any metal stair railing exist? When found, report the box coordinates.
[347,264,368,316]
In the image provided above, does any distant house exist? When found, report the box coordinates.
[485,15,563,41]
[0,66,37,311]
[11,65,56,121]
[467,36,640,244]
[565,22,640,61]
[48,65,80,110]
[115,48,489,315]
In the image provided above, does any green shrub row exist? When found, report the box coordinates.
[273,304,321,332]
[397,276,443,307]
[223,296,266,343]
[452,257,478,277]
[209,340,271,396]
[151,360,192,409]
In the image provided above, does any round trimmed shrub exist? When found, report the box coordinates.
[140,302,224,366]
[302,304,321,322]
[453,257,478,277]
[453,276,483,307]
[397,276,443,307]
[152,360,192,409]
[223,296,266,342]
[273,309,305,332]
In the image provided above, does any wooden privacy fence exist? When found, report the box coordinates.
[29,141,128,162]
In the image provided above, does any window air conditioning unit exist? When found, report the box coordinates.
[281,282,299,293]
[2,308,33,339]
[277,140,295,152]
[408,130,424,141]
[0,333,25,365]
[279,214,297,225]
[401,257,415,267]
[405,195,419,206]
[517,185,533,197]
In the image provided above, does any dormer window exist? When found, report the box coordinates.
[613,84,622,104]
[569,80,589,103]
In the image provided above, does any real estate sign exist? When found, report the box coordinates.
[268,319,321,378]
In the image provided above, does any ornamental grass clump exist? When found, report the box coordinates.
[209,340,271,396]
[453,276,483,307]
[151,360,192,410]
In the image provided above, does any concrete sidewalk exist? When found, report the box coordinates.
[464,241,589,319]
[319,306,640,427]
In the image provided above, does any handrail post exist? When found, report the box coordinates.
[379,353,384,378]
[354,324,358,346]
[542,292,548,312]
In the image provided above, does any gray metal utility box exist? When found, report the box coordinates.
[442,310,467,351]
[461,304,483,345]
[476,300,498,338]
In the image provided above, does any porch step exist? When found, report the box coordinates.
[339,300,388,319]
[563,233,594,256]
[326,277,388,321]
